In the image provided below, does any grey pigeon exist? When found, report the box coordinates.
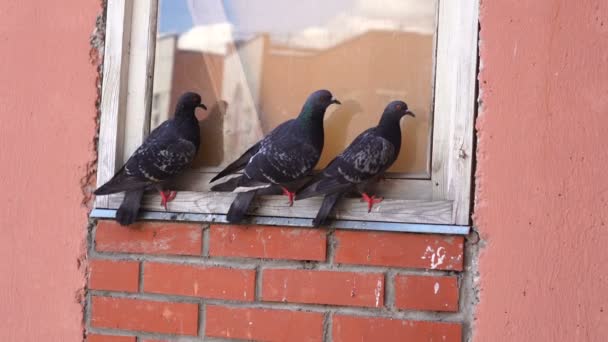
[296,101,415,227]
[210,89,340,223]
[94,92,207,225]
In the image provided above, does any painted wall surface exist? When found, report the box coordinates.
[0,1,99,341]
[476,0,608,341]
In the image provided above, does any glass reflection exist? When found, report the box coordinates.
[152,0,437,175]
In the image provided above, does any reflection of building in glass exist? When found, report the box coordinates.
[151,35,176,130]
[152,27,433,173]
[152,32,265,168]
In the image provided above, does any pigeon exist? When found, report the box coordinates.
[210,89,340,223]
[94,92,207,225]
[296,100,415,227]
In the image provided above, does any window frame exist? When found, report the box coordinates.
[93,0,478,232]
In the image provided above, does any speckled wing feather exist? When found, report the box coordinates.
[94,121,198,195]
[242,119,322,185]
[125,121,198,181]
[297,128,396,199]
[330,128,395,182]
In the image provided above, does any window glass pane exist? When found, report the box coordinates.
[153,0,437,176]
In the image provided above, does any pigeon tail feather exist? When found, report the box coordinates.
[226,191,256,223]
[94,171,151,195]
[210,142,260,183]
[312,192,341,227]
[296,177,351,200]
[115,189,144,226]
[210,176,242,192]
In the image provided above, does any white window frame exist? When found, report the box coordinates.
[93,0,478,232]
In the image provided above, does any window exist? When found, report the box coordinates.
[93,0,478,233]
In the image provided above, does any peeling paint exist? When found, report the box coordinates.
[162,307,173,321]
[282,278,289,302]
[374,279,383,307]
[421,246,447,269]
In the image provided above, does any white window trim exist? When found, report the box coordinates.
[94,0,478,228]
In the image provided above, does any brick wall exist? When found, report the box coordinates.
[86,221,467,341]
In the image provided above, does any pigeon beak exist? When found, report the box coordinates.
[197,103,208,110]
[405,110,415,117]
[331,98,341,105]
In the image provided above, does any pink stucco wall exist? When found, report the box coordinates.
[0,1,98,341]
[476,0,608,341]
[1,0,607,341]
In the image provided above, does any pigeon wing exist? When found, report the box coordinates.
[297,128,396,199]
[94,121,197,194]
[245,120,321,185]
[126,128,197,181]
[333,128,396,182]
[210,119,300,184]
[210,141,261,183]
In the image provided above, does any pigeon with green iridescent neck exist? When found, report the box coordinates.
[297,100,415,227]
[210,89,340,223]
[94,92,207,226]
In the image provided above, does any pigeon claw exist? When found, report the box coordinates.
[361,193,383,213]
[159,190,177,210]
[281,187,295,207]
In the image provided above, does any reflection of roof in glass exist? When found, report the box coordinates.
[172,0,436,52]
[177,23,234,54]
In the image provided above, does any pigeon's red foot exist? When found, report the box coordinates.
[159,190,177,210]
[281,187,295,207]
[360,192,383,213]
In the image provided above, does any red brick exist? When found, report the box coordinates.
[144,262,255,301]
[95,220,202,255]
[87,335,136,342]
[89,259,139,292]
[334,231,464,271]
[394,275,459,312]
[209,224,326,261]
[205,305,324,342]
[262,269,384,308]
[332,315,462,342]
[90,296,198,336]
